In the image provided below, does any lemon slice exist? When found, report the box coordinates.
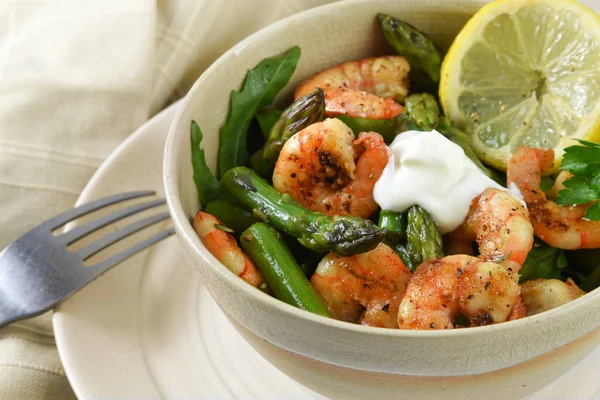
[439,0,600,170]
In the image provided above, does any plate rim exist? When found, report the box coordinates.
[52,100,182,399]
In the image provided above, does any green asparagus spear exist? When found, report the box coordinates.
[338,93,440,143]
[403,206,444,269]
[240,223,330,316]
[251,88,325,178]
[204,199,261,233]
[221,167,385,255]
[436,116,503,184]
[336,115,398,143]
[396,93,440,132]
[377,14,444,84]
[378,210,407,241]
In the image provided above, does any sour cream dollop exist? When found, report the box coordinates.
[373,130,505,234]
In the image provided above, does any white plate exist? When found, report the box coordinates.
[53,101,600,399]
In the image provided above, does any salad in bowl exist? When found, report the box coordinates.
[164,0,600,398]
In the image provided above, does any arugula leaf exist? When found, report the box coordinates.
[218,46,301,177]
[555,140,600,220]
[190,121,228,206]
[519,239,568,284]
[256,107,283,139]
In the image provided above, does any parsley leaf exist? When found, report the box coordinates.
[218,46,301,177]
[519,239,568,284]
[555,140,600,220]
[556,176,597,204]
[560,140,600,175]
[585,202,600,221]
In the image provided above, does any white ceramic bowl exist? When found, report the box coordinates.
[164,1,600,398]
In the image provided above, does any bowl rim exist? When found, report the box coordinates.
[164,0,600,340]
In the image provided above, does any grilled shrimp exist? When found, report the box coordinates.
[295,56,410,119]
[273,118,388,219]
[310,243,411,328]
[507,147,600,250]
[446,188,534,271]
[193,211,265,288]
[520,278,585,316]
[398,255,525,330]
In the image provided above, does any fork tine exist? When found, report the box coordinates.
[77,211,171,260]
[41,190,156,231]
[83,228,175,278]
[58,198,166,245]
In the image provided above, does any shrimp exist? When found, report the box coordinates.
[295,56,410,120]
[398,255,525,330]
[310,243,411,329]
[273,118,388,219]
[507,147,600,250]
[192,211,265,288]
[520,278,585,316]
[446,188,534,272]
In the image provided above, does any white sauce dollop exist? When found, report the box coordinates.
[373,130,506,234]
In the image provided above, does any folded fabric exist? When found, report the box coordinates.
[0,0,336,398]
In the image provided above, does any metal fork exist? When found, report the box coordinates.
[0,190,174,328]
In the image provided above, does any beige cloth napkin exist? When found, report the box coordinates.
[0,0,336,398]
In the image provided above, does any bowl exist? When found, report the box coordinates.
[163,0,600,398]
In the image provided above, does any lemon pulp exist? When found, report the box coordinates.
[440,0,600,170]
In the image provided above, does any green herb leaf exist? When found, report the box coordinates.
[214,223,234,233]
[560,140,600,175]
[519,239,568,284]
[555,141,600,219]
[392,243,416,272]
[191,121,227,206]
[564,249,600,292]
[579,264,600,292]
[565,248,600,275]
[256,108,283,139]
[540,175,554,193]
[585,202,600,221]
[556,176,598,205]
[589,174,600,192]
[218,46,301,177]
